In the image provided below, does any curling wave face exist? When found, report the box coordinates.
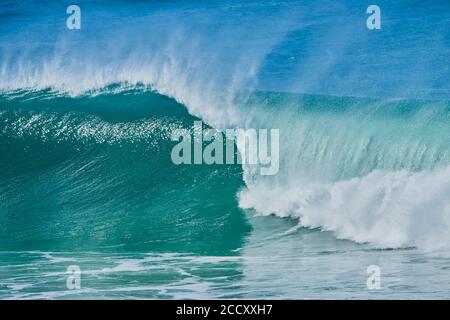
[0,89,249,254]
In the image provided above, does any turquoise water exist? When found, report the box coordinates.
[1,0,450,299]
[1,89,449,299]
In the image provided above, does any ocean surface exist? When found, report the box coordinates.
[0,0,450,299]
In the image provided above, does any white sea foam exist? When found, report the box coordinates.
[240,165,450,251]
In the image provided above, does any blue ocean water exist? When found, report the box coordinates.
[0,0,450,299]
